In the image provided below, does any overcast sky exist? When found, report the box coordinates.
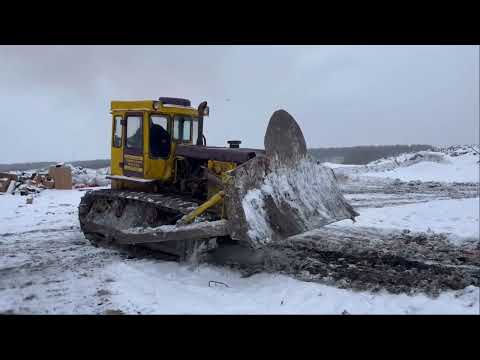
[0,45,478,163]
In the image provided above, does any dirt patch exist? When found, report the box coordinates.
[103,309,125,315]
[96,289,111,297]
[207,226,479,297]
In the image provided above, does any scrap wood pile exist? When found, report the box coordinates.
[0,171,50,196]
[0,164,70,196]
[0,163,111,197]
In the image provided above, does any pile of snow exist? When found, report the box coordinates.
[66,165,110,188]
[434,144,480,157]
[365,155,478,183]
[324,145,479,183]
[330,197,479,245]
[320,152,435,176]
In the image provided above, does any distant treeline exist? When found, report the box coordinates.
[0,159,110,172]
[1,144,434,171]
[309,145,433,165]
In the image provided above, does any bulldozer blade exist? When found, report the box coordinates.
[84,219,229,245]
[224,109,358,248]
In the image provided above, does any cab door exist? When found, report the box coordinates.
[111,114,124,176]
[145,114,174,181]
[123,112,145,177]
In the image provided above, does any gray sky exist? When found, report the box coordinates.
[0,45,478,163]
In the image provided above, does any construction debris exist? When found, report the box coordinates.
[0,172,18,182]
[6,180,15,194]
[0,179,9,193]
[0,164,110,196]
[0,173,18,193]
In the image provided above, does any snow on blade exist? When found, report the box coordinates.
[226,109,358,247]
[241,189,273,245]
[234,157,358,247]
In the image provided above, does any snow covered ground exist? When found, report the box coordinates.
[332,198,479,245]
[0,189,84,235]
[325,146,479,183]
[364,154,479,183]
[0,187,478,314]
[0,147,479,314]
[103,261,478,315]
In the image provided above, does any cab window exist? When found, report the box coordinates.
[173,118,180,140]
[151,115,168,130]
[125,115,143,151]
[173,115,193,142]
[182,119,191,141]
[150,115,170,158]
[192,119,199,144]
[112,115,122,148]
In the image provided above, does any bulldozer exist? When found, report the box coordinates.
[78,97,358,260]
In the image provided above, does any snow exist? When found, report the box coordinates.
[106,175,155,183]
[331,197,479,245]
[0,157,479,314]
[323,147,480,183]
[241,189,273,244]
[103,261,479,315]
[240,158,356,246]
[0,189,84,235]
[70,166,110,187]
[364,154,479,183]
[321,162,361,169]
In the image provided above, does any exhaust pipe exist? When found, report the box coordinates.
[197,101,208,146]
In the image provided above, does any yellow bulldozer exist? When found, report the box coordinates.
[79,97,357,260]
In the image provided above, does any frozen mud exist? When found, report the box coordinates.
[208,226,479,297]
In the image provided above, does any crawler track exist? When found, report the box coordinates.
[78,189,218,259]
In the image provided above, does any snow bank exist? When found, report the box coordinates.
[67,165,110,188]
[330,197,480,245]
[365,152,478,183]
[324,145,479,183]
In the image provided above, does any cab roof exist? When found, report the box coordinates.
[110,100,199,117]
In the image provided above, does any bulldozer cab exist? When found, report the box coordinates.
[110,98,207,182]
